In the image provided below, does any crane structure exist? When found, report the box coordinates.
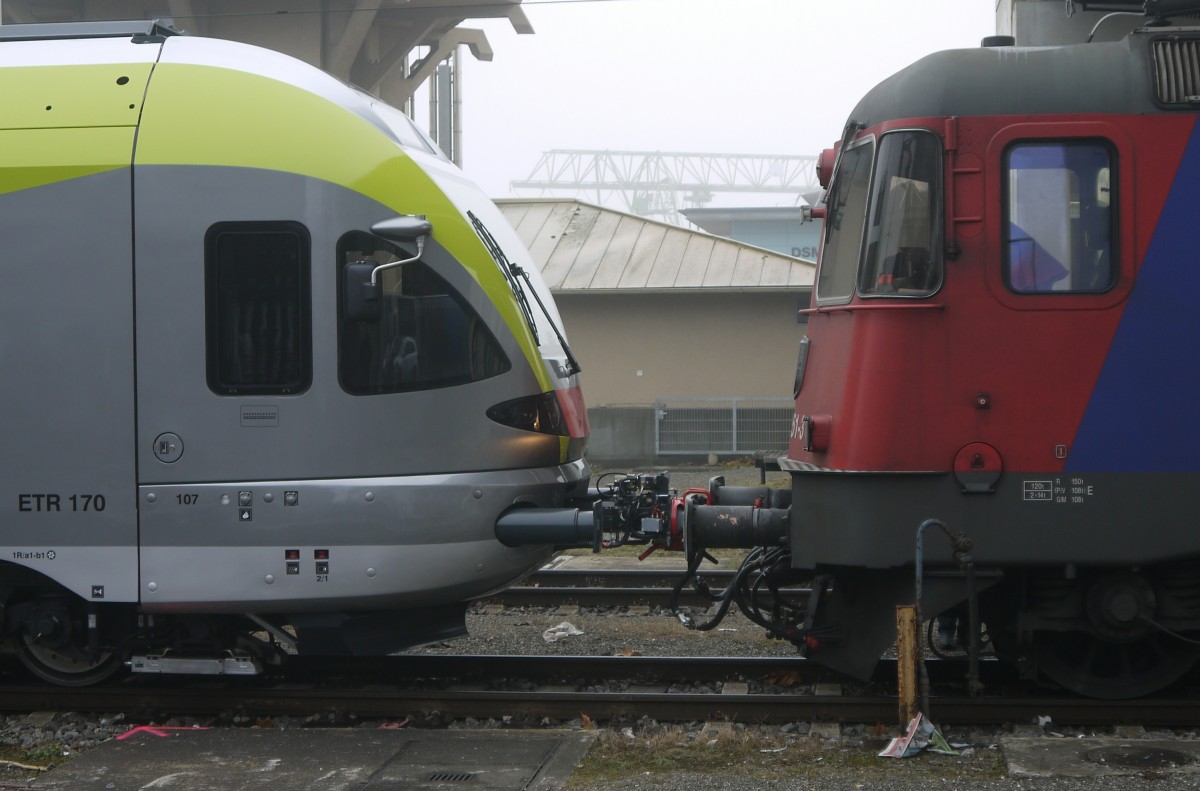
[511,149,820,225]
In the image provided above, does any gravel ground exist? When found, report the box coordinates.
[425,602,799,659]
[5,465,1200,789]
[568,767,1200,791]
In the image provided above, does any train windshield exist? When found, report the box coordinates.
[816,139,874,303]
[858,131,942,297]
[337,232,510,395]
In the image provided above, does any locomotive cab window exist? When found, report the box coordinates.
[859,131,942,297]
[205,222,312,395]
[1004,143,1115,293]
[337,232,510,395]
[816,138,874,304]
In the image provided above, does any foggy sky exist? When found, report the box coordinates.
[449,0,997,204]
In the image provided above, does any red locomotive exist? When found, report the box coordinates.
[783,2,1200,697]
[503,1,1200,698]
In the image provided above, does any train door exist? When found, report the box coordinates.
[0,139,140,604]
[130,154,325,608]
[977,121,1135,476]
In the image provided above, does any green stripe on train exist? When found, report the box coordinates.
[0,127,134,196]
[0,63,152,131]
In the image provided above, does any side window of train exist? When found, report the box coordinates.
[205,222,312,396]
[336,232,511,395]
[859,131,942,297]
[1004,142,1115,294]
[816,138,874,304]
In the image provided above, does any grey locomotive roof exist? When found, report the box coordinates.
[849,29,1173,128]
[495,198,814,294]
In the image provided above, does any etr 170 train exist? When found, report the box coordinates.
[509,1,1200,699]
[0,20,588,685]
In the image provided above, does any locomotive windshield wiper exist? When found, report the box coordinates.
[467,211,581,377]
[822,119,865,235]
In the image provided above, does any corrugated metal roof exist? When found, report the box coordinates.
[495,198,814,293]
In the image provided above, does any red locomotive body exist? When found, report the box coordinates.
[787,30,1200,696]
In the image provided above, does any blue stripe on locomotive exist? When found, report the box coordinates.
[1067,118,1200,473]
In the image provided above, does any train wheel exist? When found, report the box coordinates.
[18,638,124,687]
[14,597,127,687]
[1035,631,1200,699]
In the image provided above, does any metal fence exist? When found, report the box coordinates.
[654,398,793,455]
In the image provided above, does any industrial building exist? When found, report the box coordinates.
[498,199,813,462]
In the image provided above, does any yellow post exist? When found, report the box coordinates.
[896,604,919,724]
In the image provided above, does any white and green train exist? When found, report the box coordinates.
[0,20,589,684]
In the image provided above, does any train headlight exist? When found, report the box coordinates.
[488,392,563,434]
[487,387,589,459]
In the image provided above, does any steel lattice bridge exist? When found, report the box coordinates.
[511,149,821,223]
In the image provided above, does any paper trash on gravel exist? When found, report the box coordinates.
[878,713,959,758]
[542,622,584,642]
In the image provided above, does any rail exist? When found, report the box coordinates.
[4,655,1198,726]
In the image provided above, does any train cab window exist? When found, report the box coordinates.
[205,222,312,395]
[337,232,510,395]
[1004,143,1115,293]
[859,131,942,297]
[816,139,874,303]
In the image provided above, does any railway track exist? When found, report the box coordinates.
[490,567,802,608]
[4,569,1198,730]
[2,654,1198,728]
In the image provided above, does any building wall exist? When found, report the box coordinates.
[731,218,822,262]
[559,290,808,407]
[0,1,326,60]
[682,209,823,262]
[995,0,1143,45]
[0,0,504,110]
[198,2,325,62]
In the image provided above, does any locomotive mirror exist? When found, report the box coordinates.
[343,215,434,322]
[371,215,434,244]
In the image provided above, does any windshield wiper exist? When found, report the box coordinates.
[468,211,582,378]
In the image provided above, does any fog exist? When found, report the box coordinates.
[448,0,997,203]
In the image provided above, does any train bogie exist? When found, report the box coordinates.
[0,21,588,684]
